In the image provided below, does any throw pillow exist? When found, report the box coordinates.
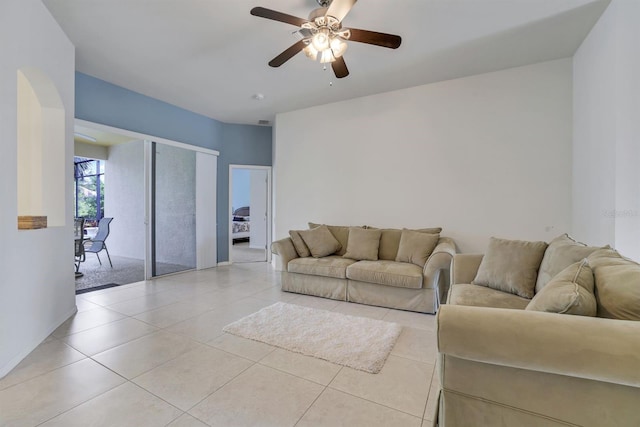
[535,234,603,293]
[472,237,548,299]
[395,230,440,267]
[343,227,382,261]
[526,259,596,316]
[368,227,442,261]
[298,225,342,258]
[289,230,311,258]
[588,248,640,320]
[308,223,355,256]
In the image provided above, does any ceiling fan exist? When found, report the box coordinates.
[250,0,402,79]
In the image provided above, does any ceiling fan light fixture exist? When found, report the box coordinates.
[330,36,347,58]
[320,49,336,63]
[303,44,319,61]
[311,28,331,51]
[305,33,345,64]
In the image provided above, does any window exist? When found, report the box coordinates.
[74,157,105,226]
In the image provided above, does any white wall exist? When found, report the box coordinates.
[0,0,75,377]
[573,0,640,260]
[75,141,108,160]
[105,141,145,260]
[274,59,573,253]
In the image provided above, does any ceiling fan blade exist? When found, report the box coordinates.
[348,28,402,49]
[331,56,349,78]
[326,0,357,22]
[268,40,307,67]
[250,7,307,27]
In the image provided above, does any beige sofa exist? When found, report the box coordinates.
[435,235,640,426]
[272,224,456,314]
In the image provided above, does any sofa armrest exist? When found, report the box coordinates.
[271,237,299,271]
[437,304,640,387]
[451,254,483,285]
[423,237,456,289]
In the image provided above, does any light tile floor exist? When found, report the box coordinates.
[0,262,440,427]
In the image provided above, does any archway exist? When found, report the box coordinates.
[17,67,66,228]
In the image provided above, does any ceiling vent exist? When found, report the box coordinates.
[258,120,270,125]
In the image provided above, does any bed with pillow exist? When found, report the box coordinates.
[231,206,250,243]
[271,222,457,314]
[436,234,640,427]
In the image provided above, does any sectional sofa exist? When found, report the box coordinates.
[272,223,456,314]
[436,235,640,426]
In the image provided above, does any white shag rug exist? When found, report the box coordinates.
[222,302,402,374]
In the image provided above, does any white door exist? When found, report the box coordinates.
[196,152,217,269]
[249,169,268,257]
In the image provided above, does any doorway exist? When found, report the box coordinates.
[229,165,272,263]
[74,119,218,292]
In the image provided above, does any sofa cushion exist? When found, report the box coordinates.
[588,248,640,320]
[309,223,355,256]
[472,237,548,299]
[395,230,440,267]
[343,227,382,261]
[346,260,423,289]
[526,259,596,316]
[535,234,602,293]
[289,230,311,258]
[368,227,442,261]
[298,225,342,258]
[448,283,530,310]
[288,256,357,279]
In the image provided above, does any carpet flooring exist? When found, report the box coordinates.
[75,255,192,292]
[223,302,402,373]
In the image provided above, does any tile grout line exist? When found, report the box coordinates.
[52,311,130,339]
[292,384,330,427]
[325,384,427,420]
[180,357,258,416]
[88,334,203,381]
[64,326,160,359]
[423,363,440,422]
[32,367,126,426]
[254,358,337,388]
[0,346,86,393]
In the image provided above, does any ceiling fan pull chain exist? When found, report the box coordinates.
[321,64,333,87]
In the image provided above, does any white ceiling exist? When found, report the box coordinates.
[44,0,609,126]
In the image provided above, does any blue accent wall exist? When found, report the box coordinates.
[75,72,272,263]
[76,73,222,150]
[218,124,272,261]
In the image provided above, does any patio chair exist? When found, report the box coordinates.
[85,217,114,267]
[74,217,86,275]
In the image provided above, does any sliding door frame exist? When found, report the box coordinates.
[75,119,219,280]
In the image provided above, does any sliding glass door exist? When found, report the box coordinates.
[151,142,197,276]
